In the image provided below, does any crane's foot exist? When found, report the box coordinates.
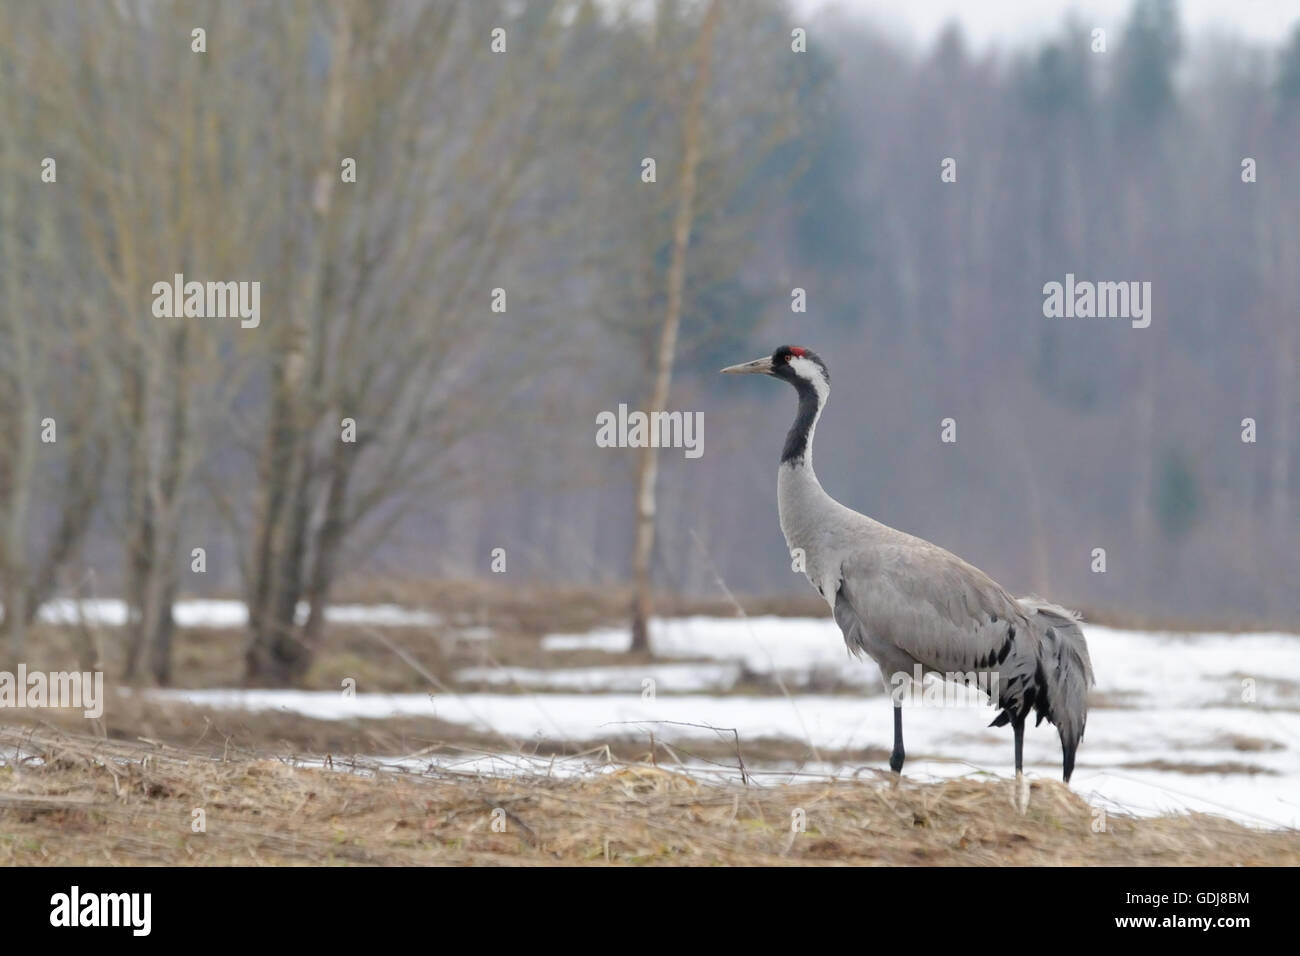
[1011,771,1029,815]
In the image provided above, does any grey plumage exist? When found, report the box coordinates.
[723,345,1096,785]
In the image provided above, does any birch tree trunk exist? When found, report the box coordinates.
[245,6,352,684]
[629,0,720,653]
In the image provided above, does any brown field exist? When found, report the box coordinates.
[2,726,1298,866]
[4,581,1298,866]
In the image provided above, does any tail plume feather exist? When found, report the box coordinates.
[1017,597,1095,782]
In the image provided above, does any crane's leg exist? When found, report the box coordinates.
[889,703,905,782]
[1011,716,1028,815]
[1062,737,1078,783]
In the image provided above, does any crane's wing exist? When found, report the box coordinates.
[833,540,1033,677]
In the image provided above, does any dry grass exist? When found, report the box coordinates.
[2,726,1296,866]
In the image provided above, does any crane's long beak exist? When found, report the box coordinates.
[720,356,774,375]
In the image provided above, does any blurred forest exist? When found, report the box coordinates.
[1,0,1298,684]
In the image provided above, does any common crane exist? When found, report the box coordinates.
[722,346,1094,805]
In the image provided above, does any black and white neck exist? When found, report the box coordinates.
[777,354,830,468]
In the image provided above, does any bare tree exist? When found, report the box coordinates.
[241,1,605,682]
[629,0,722,652]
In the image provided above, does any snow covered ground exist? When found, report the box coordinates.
[455,662,743,693]
[146,614,1300,829]
[34,598,440,629]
